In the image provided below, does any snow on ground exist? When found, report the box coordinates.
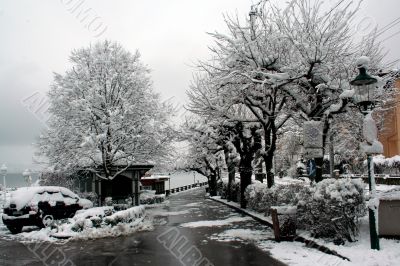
[208,224,344,266]
[180,216,252,228]
[211,193,400,266]
[0,205,153,242]
[321,216,400,266]
[260,240,345,266]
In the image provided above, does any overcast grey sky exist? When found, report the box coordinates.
[1,0,400,172]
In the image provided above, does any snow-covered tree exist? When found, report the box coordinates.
[274,118,303,176]
[187,75,265,207]
[37,41,176,179]
[181,118,226,196]
[192,0,394,183]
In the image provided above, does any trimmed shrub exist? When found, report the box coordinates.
[140,191,165,205]
[217,177,241,202]
[244,178,366,244]
[245,182,310,215]
[297,178,366,244]
[78,192,98,204]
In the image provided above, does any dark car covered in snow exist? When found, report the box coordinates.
[2,186,92,234]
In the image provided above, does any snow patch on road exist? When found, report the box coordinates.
[180,216,252,228]
[148,208,197,217]
[181,202,202,208]
[210,229,272,242]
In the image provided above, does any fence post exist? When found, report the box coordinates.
[270,208,281,241]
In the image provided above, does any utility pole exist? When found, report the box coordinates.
[329,132,335,178]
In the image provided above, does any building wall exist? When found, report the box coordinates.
[379,80,400,157]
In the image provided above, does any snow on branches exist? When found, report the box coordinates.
[37,41,176,179]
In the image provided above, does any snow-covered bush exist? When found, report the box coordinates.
[140,191,165,205]
[245,178,366,243]
[104,206,145,226]
[104,197,113,206]
[70,207,114,231]
[78,192,98,205]
[245,182,273,213]
[245,182,311,215]
[297,178,366,244]
[217,177,240,202]
[58,206,146,235]
[372,155,400,175]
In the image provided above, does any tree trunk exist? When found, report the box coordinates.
[222,147,236,201]
[208,173,217,196]
[239,159,253,209]
[254,155,264,183]
[263,126,277,188]
[315,118,330,183]
[265,154,275,188]
[314,157,324,183]
[227,163,236,201]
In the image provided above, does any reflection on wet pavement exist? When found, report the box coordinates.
[0,187,285,266]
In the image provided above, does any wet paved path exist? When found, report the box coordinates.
[0,188,285,266]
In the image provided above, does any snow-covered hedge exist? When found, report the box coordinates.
[104,206,146,226]
[140,191,165,205]
[372,155,400,175]
[217,177,240,202]
[245,182,310,215]
[297,178,366,244]
[244,178,366,244]
[52,206,147,239]
[78,192,98,205]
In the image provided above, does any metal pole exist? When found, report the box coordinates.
[3,174,6,203]
[329,132,334,179]
[367,154,380,250]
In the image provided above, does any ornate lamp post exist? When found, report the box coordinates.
[350,56,381,250]
[1,164,7,203]
[23,169,32,186]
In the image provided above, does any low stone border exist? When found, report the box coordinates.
[208,196,273,227]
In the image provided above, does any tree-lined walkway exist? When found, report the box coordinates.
[0,187,285,266]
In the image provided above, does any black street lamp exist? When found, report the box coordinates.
[350,57,380,250]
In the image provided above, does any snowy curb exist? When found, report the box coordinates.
[208,196,273,227]
[209,196,350,262]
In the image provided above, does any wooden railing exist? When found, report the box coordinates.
[165,182,208,196]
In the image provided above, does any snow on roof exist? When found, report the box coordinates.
[379,188,400,201]
[141,175,170,180]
